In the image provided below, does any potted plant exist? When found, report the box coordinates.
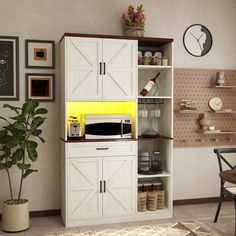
[121,4,146,37]
[0,100,47,232]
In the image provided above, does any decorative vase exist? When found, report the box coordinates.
[199,113,211,131]
[124,26,144,37]
[2,199,29,232]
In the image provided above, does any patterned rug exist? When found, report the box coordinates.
[42,221,220,236]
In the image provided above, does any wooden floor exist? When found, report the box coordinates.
[0,202,234,235]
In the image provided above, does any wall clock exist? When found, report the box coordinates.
[183,24,213,57]
[209,97,222,111]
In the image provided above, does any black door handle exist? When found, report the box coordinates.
[100,181,102,193]
[99,62,102,75]
[103,63,106,75]
[103,180,106,193]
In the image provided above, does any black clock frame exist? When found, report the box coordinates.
[183,24,213,57]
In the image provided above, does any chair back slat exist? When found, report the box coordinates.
[214,148,236,172]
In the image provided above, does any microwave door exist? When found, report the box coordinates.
[85,122,122,138]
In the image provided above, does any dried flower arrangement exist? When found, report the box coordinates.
[121,4,146,28]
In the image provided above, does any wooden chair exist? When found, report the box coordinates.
[214,148,236,235]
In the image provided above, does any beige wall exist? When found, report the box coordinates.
[0,0,236,212]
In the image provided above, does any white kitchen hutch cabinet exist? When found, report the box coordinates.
[61,141,137,227]
[60,33,173,227]
[61,36,137,101]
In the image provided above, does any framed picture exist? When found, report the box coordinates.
[0,36,19,100]
[26,73,55,101]
[25,40,55,69]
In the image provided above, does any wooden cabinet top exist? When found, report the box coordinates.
[60,33,173,46]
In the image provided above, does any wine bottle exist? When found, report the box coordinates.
[140,73,160,96]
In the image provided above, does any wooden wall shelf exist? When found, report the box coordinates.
[174,69,236,147]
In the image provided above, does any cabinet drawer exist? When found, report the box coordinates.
[67,141,137,158]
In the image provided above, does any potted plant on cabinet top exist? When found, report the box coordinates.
[0,100,48,232]
[121,4,146,37]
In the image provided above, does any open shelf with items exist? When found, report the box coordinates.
[174,68,236,147]
[137,37,173,220]
[138,69,172,97]
[136,176,172,218]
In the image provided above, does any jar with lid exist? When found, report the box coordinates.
[138,51,143,65]
[151,151,162,173]
[143,51,152,65]
[138,152,150,174]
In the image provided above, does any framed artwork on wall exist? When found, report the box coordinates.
[26,73,55,101]
[0,36,19,100]
[25,40,55,69]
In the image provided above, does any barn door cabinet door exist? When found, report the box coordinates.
[67,155,135,221]
[65,37,137,101]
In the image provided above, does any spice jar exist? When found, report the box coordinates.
[138,51,143,65]
[143,51,152,65]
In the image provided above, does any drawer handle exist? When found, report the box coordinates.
[96,147,109,150]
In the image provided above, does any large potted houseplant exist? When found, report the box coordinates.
[0,100,47,232]
[121,4,146,37]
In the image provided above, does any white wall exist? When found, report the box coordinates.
[0,0,235,212]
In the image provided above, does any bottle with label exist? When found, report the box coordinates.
[140,73,160,96]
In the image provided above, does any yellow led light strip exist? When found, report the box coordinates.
[67,101,137,138]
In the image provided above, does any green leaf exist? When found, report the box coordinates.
[31,117,45,130]
[27,147,37,162]
[10,115,26,123]
[23,169,38,179]
[22,100,39,116]
[25,140,38,149]
[3,104,21,115]
[0,130,8,139]
[13,122,27,131]
[31,129,42,136]
[12,148,24,164]
[17,163,31,170]
[38,136,45,143]
[34,108,48,115]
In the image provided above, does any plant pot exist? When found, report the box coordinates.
[124,26,144,37]
[2,199,29,232]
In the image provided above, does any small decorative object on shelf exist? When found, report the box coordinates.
[180,99,197,110]
[162,57,168,66]
[140,73,160,96]
[208,97,223,111]
[199,113,211,131]
[121,4,146,37]
[216,71,225,86]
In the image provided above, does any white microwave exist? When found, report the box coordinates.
[85,114,132,139]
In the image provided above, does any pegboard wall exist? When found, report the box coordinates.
[174,68,236,147]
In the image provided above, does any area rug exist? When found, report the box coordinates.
[42,221,220,236]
